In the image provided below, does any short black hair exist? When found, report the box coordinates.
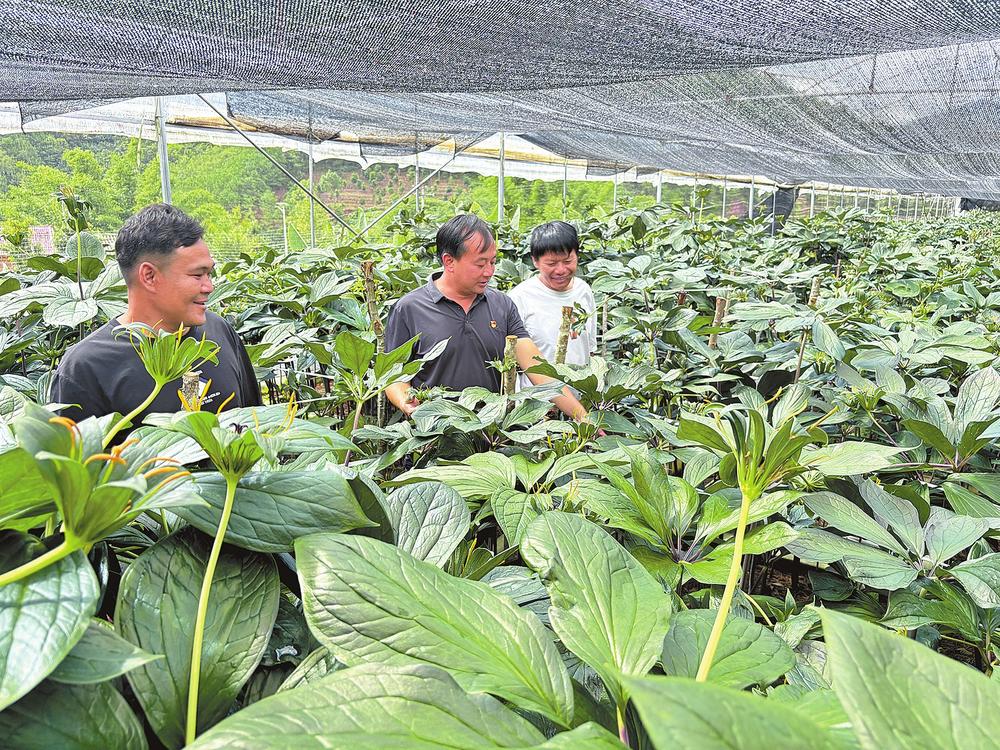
[115,204,204,279]
[529,221,579,261]
[436,214,494,262]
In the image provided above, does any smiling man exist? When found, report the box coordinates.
[50,204,261,424]
[384,214,588,421]
[508,221,596,379]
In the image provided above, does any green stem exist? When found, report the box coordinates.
[342,398,367,467]
[185,474,238,744]
[695,483,760,682]
[0,539,78,587]
[103,382,164,448]
[616,703,630,747]
[76,233,84,301]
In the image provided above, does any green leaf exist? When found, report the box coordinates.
[0,550,99,710]
[296,532,575,727]
[493,488,549,546]
[812,319,847,360]
[0,447,54,531]
[804,492,908,556]
[334,330,376,376]
[49,619,161,684]
[953,366,1000,436]
[278,647,342,693]
[902,419,956,459]
[855,478,923,557]
[786,528,917,590]
[923,508,989,568]
[625,674,842,749]
[949,553,1000,608]
[799,442,907,476]
[42,288,99,327]
[383,481,470,566]
[821,607,1000,749]
[391,453,517,502]
[0,679,147,750]
[116,528,280,748]
[182,471,373,553]
[189,663,550,750]
[660,610,795,689]
[677,413,731,453]
[942,481,1000,518]
[520,512,671,705]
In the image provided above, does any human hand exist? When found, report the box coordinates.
[401,397,420,418]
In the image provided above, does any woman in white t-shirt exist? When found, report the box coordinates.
[508,221,597,386]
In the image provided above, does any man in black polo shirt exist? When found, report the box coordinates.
[384,214,588,420]
[50,204,261,424]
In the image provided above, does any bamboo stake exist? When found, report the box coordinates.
[794,276,823,383]
[601,299,609,357]
[181,371,201,405]
[361,260,386,426]
[502,335,518,396]
[555,306,574,364]
[708,297,728,349]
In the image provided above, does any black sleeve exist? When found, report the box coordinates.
[384,300,414,353]
[49,355,108,422]
[504,296,530,339]
[227,322,263,408]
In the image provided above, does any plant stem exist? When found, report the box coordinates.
[616,704,630,747]
[695,483,759,682]
[0,539,78,587]
[103,382,164,448]
[342,399,366,466]
[185,475,238,744]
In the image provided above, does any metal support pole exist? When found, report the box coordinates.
[749,177,756,219]
[414,132,420,213]
[563,158,568,219]
[155,97,172,204]
[656,171,663,204]
[277,203,289,253]
[612,170,618,211]
[196,94,359,237]
[308,139,316,247]
[865,190,871,212]
[497,131,505,223]
[360,134,486,236]
[854,190,859,208]
[809,184,816,217]
[721,176,728,217]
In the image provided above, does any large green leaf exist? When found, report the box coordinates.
[383,481,470,566]
[0,550,99,710]
[948,553,1000,608]
[295,532,575,727]
[334,330,376,375]
[520,512,671,705]
[49,619,161,684]
[116,528,280,748]
[182,471,373,553]
[278,647,342,693]
[42,288,99,328]
[0,447,54,531]
[191,663,544,749]
[787,528,917,590]
[923,508,989,568]
[799,442,907,476]
[804,492,908,555]
[660,610,795,689]
[492,488,549,546]
[855,478,923,556]
[625,674,842,749]
[391,453,517,501]
[0,679,147,750]
[191,663,622,750]
[821,607,1000,749]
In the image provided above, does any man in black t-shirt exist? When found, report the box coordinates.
[50,204,261,424]
[384,214,588,421]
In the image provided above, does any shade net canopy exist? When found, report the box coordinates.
[4,0,1000,197]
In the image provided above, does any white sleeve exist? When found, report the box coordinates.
[585,287,598,353]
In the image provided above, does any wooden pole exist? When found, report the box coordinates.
[502,335,518,396]
[708,297,728,349]
[555,305,574,364]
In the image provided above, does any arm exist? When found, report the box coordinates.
[515,337,588,421]
[385,381,418,417]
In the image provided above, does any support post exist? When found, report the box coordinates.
[721,176,728,217]
[656,171,663,204]
[612,170,618,211]
[749,177,756,219]
[497,131,505,223]
[502,335,517,396]
[155,97,172,204]
[809,184,816,217]
[563,158,568,219]
[308,139,316,248]
[556,306,573,364]
[414,132,420,213]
